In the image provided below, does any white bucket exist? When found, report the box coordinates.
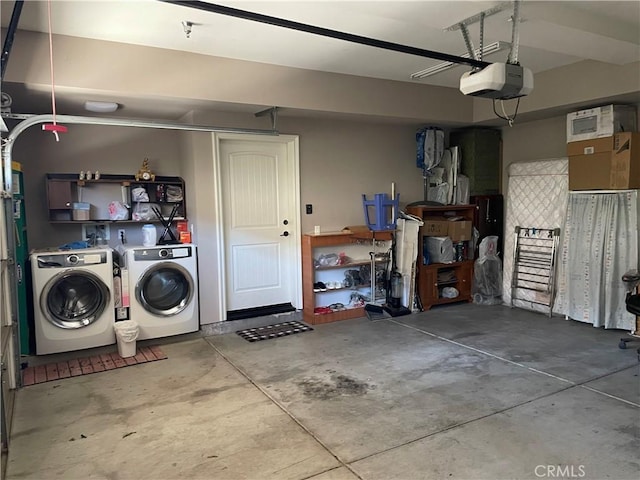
[114,320,139,358]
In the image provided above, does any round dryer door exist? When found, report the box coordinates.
[136,262,194,317]
[41,271,111,329]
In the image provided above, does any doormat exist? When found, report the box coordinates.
[21,346,167,387]
[236,321,313,342]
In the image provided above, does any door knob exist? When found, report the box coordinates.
[280,231,289,237]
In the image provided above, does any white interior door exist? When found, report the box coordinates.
[219,137,300,312]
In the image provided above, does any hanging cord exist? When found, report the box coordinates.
[43,0,67,141]
[493,98,521,127]
[47,0,57,138]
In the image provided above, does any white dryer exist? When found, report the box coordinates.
[31,248,116,355]
[124,244,199,340]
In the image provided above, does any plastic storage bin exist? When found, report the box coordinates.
[72,202,91,221]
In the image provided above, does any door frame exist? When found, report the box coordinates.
[212,133,302,320]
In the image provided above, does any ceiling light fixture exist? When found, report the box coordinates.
[410,41,510,79]
[84,101,119,113]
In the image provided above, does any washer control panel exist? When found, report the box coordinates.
[36,251,108,268]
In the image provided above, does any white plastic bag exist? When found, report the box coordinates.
[442,287,459,299]
[108,201,129,220]
[114,320,139,342]
[131,187,149,202]
[472,236,502,305]
[132,202,159,222]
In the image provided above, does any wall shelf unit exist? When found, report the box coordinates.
[302,230,393,325]
[406,204,476,310]
[46,173,186,223]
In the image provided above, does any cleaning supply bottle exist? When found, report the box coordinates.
[142,224,156,247]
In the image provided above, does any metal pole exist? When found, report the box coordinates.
[2,113,278,193]
[1,0,24,80]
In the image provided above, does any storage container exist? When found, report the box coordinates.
[425,236,454,264]
[142,224,156,247]
[72,202,91,221]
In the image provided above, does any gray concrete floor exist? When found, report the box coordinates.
[4,304,639,480]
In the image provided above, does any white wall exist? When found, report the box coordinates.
[500,115,568,193]
[179,122,223,325]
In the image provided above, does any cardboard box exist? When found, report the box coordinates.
[448,220,472,242]
[423,218,449,236]
[566,104,636,143]
[176,220,189,233]
[567,132,640,190]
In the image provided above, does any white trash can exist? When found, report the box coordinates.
[114,320,139,358]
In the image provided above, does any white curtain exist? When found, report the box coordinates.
[557,190,639,330]
[396,214,423,311]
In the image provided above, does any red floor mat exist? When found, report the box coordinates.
[22,346,167,386]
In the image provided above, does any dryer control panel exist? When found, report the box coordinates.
[133,246,193,261]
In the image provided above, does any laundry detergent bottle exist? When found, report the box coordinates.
[142,224,156,247]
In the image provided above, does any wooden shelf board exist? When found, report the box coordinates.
[49,217,186,224]
[305,306,365,324]
[315,260,373,270]
[423,296,472,310]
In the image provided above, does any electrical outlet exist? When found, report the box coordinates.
[118,229,126,243]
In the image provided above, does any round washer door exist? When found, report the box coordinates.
[135,262,194,317]
[41,270,111,329]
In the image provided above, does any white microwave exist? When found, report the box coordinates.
[567,104,636,143]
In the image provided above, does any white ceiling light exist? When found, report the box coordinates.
[84,101,119,113]
[410,41,510,79]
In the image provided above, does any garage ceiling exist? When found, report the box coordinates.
[1,0,639,119]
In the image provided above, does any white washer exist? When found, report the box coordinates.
[31,248,116,355]
[125,244,199,340]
